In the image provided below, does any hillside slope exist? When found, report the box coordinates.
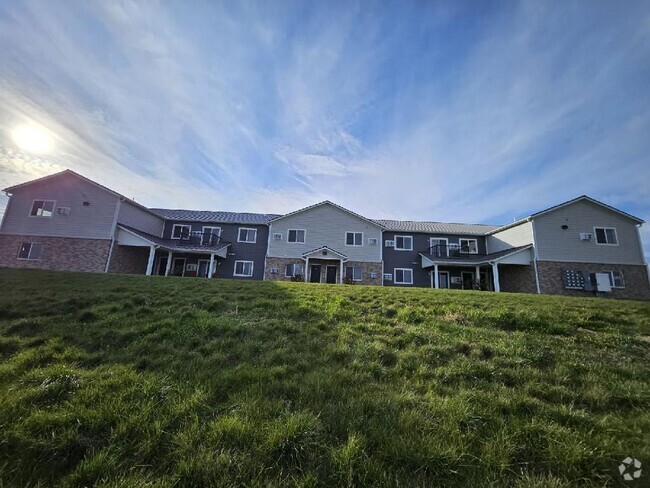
[0,269,649,487]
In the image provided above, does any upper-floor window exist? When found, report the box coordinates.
[234,260,254,277]
[202,226,221,245]
[594,227,618,245]
[238,228,257,243]
[18,242,42,260]
[394,235,413,251]
[288,229,306,243]
[430,238,449,257]
[459,238,478,254]
[30,200,55,217]
[346,232,363,246]
[172,224,191,239]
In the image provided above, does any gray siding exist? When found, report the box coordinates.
[533,200,645,265]
[1,173,119,239]
[487,221,533,253]
[268,203,382,262]
[162,221,268,280]
[118,201,165,237]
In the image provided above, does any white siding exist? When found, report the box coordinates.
[1,173,119,239]
[118,201,164,236]
[268,203,382,262]
[533,200,644,264]
[487,221,534,253]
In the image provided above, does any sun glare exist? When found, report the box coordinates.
[11,124,55,154]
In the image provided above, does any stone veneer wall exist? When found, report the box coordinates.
[537,260,650,300]
[0,234,110,272]
[108,245,150,275]
[498,264,538,294]
[264,256,383,286]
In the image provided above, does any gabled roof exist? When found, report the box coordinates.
[374,220,499,236]
[488,195,645,234]
[268,201,384,229]
[302,245,348,259]
[150,208,281,224]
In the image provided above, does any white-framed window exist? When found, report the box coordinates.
[429,238,449,257]
[345,266,362,281]
[238,228,257,243]
[30,200,56,217]
[18,242,42,260]
[394,235,413,251]
[288,229,306,243]
[285,263,305,277]
[368,237,378,245]
[345,232,363,246]
[273,233,282,240]
[234,260,254,277]
[172,224,191,239]
[394,268,413,284]
[459,238,478,254]
[202,226,221,245]
[608,270,625,288]
[594,227,618,245]
[383,273,393,281]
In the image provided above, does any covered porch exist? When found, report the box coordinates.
[303,246,348,284]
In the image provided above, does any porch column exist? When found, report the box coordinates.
[306,257,310,282]
[208,253,215,279]
[146,245,156,276]
[475,265,480,288]
[434,264,439,289]
[164,251,172,276]
[340,260,344,284]
[492,263,500,292]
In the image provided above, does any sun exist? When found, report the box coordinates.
[11,124,55,154]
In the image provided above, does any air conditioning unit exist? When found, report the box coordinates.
[273,233,282,240]
[451,276,462,284]
[368,238,378,245]
[369,271,377,279]
[270,267,278,274]
[383,273,393,281]
[185,264,197,272]
[579,232,593,241]
[57,207,71,215]
[385,240,395,247]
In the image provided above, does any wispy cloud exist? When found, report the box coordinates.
[0,0,648,255]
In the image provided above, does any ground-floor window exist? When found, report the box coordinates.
[345,266,362,281]
[234,260,254,277]
[18,242,42,260]
[285,263,304,277]
[394,268,413,284]
[608,270,625,288]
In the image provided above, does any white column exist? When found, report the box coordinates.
[475,265,480,289]
[306,257,310,282]
[146,245,156,276]
[208,254,215,279]
[340,260,344,284]
[164,251,172,276]
[434,264,439,289]
[492,263,500,292]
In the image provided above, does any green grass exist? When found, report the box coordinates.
[0,268,649,487]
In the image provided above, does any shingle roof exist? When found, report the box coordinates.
[373,220,500,236]
[150,208,282,224]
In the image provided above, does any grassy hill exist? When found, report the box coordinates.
[0,268,648,487]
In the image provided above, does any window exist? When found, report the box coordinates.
[595,227,618,245]
[202,226,221,245]
[394,235,413,251]
[430,238,449,257]
[383,273,393,281]
[285,263,305,277]
[368,237,378,245]
[394,268,413,284]
[459,238,478,254]
[346,232,363,246]
[238,228,257,243]
[18,242,42,260]
[172,224,191,239]
[609,270,625,288]
[30,200,55,217]
[345,266,362,281]
[273,233,282,240]
[288,229,306,243]
[234,260,254,277]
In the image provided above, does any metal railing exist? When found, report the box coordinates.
[177,230,224,248]
[424,243,483,258]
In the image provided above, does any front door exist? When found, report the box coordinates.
[197,259,210,278]
[461,271,474,290]
[310,265,321,283]
[326,265,337,284]
[157,257,168,276]
[172,258,186,277]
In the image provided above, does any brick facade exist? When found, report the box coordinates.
[108,244,150,275]
[537,260,650,300]
[0,234,110,272]
[264,256,383,286]
[498,264,538,294]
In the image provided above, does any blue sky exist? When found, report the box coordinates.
[0,1,649,255]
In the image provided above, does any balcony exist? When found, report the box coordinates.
[177,230,224,248]
[424,243,484,259]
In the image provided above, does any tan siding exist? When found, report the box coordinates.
[487,222,533,253]
[268,204,382,262]
[118,201,164,236]
[1,173,119,239]
[533,200,644,264]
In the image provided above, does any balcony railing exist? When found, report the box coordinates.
[424,243,483,259]
[177,230,224,248]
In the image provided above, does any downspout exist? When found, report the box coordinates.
[104,198,122,273]
[529,218,541,294]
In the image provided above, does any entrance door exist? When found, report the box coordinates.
[172,258,186,277]
[438,271,449,289]
[326,265,337,284]
[310,265,321,283]
[157,257,168,276]
[461,271,474,290]
[197,259,210,278]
